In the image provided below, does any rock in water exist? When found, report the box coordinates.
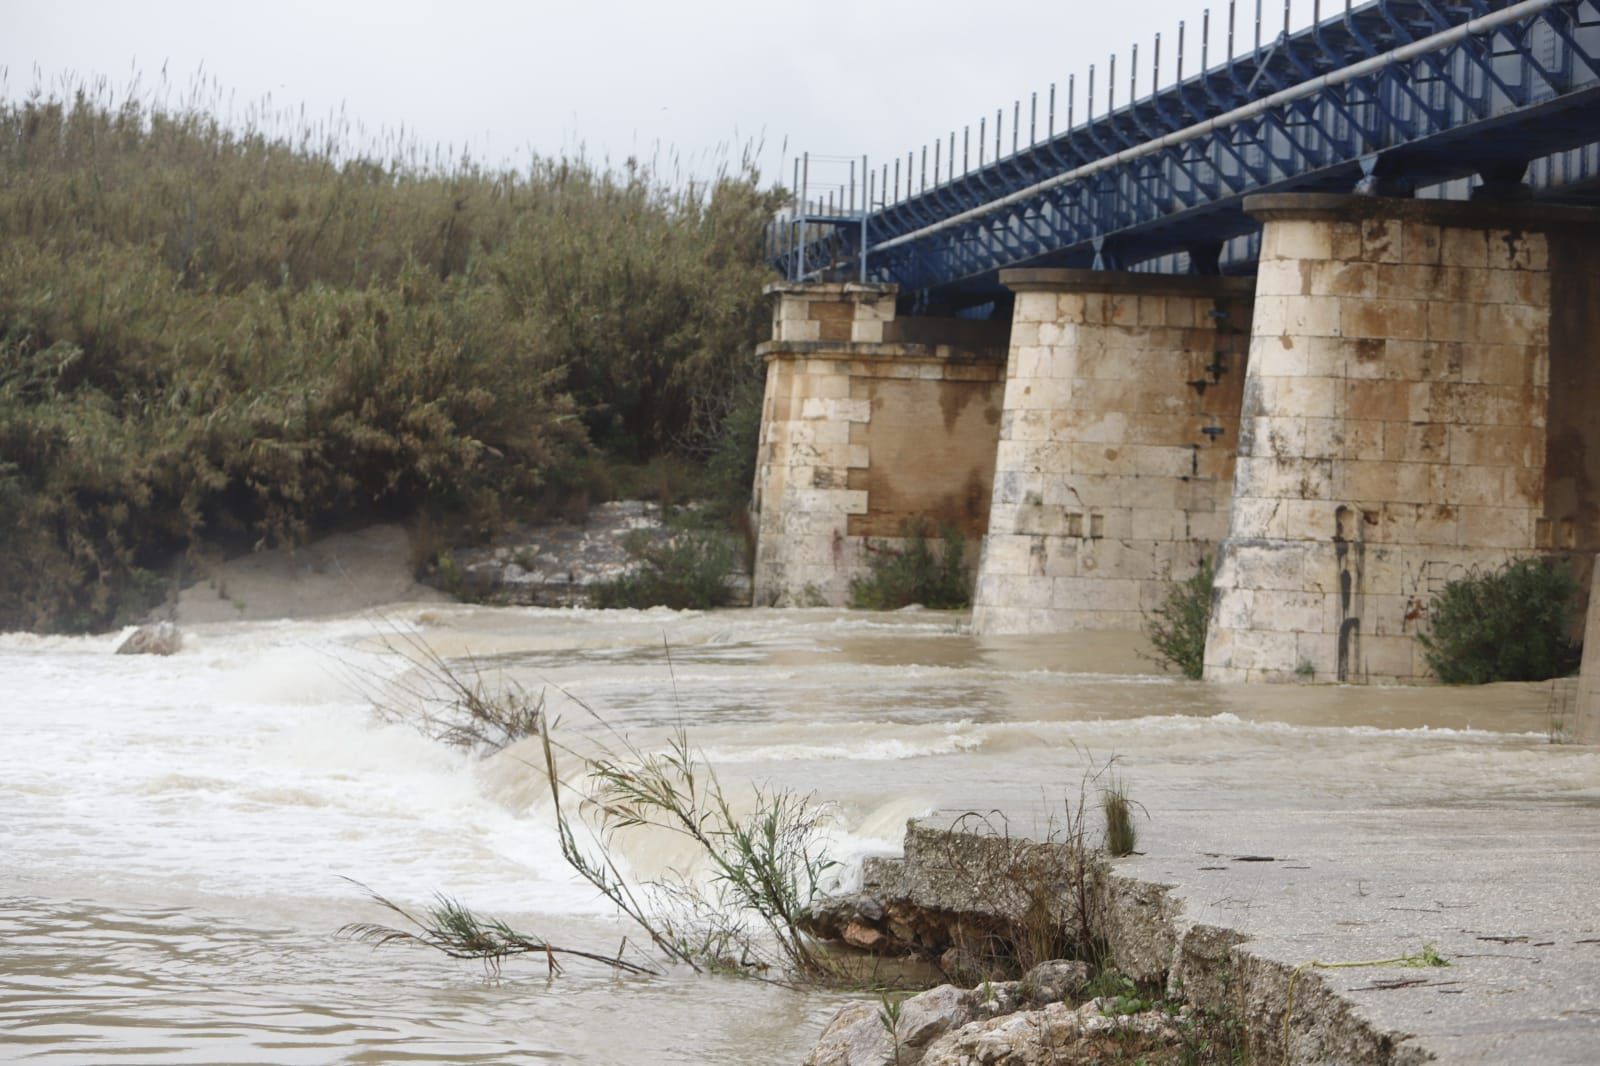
[896,984,979,1053]
[116,622,182,656]
[803,985,979,1066]
[802,1002,893,1066]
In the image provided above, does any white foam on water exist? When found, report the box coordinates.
[0,616,609,917]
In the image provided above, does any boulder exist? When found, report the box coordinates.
[1016,959,1090,1006]
[803,1002,893,1066]
[896,984,978,1053]
[804,985,980,1066]
[115,622,182,656]
[921,1000,1189,1066]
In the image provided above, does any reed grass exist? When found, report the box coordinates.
[0,79,782,631]
[1101,778,1140,858]
[350,630,842,983]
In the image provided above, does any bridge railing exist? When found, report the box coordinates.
[770,0,1600,306]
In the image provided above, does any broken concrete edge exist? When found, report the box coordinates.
[754,340,1007,365]
[999,267,1257,299]
[828,818,1434,1065]
[1244,191,1600,232]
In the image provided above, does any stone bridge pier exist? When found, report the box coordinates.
[1205,194,1600,684]
[751,196,1600,693]
[750,283,1006,606]
[970,269,1254,634]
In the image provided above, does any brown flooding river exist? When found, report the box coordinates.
[3,604,1595,1063]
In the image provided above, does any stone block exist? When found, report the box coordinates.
[1164,297,1200,328]
[1336,459,1432,505]
[1282,498,1341,541]
[1219,627,1300,670]
[1227,543,1305,591]
[778,318,822,343]
[1042,539,1081,578]
[1286,294,1342,338]
[1108,294,1138,327]
[1382,422,1449,464]
[1254,334,1310,377]
[1262,218,1335,262]
[1447,424,1540,468]
[1381,502,1459,545]
[1343,378,1409,423]
[1294,631,1338,677]
[1456,505,1534,549]
[1484,229,1548,272]
[1051,576,1140,612]
[1439,227,1489,269]
[1342,297,1427,341]
[1135,445,1196,479]
[1485,268,1551,307]
[1014,291,1058,324]
[1254,258,1304,298]
[981,534,1040,577]
[997,573,1056,608]
[1359,635,1418,681]
[1252,296,1288,336]
[1476,302,1549,347]
[1425,301,1477,343]
[1131,507,1186,542]
[1267,375,1340,418]
[1361,217,1404,264]
[1249,588,1326,633]
[1400,221,1442,265]
[798,373,852,400]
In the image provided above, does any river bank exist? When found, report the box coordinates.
[4,598,1597,1062]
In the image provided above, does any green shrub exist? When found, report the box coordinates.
[1144,557,1214,680]
[1417,557,1581,684]
[0,88,780,631]
[849,521,972,610]
[590,529,738,610]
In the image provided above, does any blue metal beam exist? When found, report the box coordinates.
[775,0,1600,309]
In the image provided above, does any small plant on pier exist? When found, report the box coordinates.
[1417,557,1581,684]
[849,519,972,611]
[1143,557,1214,680]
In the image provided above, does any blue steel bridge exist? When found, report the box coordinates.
[768,0,1600,311]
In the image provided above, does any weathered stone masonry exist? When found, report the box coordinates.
[751,283,1005,607]
[972,270,1254,635]
[752,199,1600,693]
[1205,193,1600,684]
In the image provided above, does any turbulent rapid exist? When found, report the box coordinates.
[3,603,1594,1063]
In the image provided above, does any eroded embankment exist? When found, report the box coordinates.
[806,820,1433,1065]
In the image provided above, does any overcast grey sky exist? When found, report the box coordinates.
[4,0,1277,188]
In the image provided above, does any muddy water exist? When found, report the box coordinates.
[3,605,1595,1063]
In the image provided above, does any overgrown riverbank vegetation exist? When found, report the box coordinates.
[0,86,781,632]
